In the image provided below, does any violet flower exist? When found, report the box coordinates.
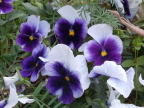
[0,0,14,14]
[81,24,123,66]
[16,15,50,52]
[54,5,88,49]
[20,44,50,82]
[42,44,90,104]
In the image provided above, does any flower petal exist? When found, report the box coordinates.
[84,40,101,62]
[0,2,13,14]
[22,56,36,71]
[114,0,124,14]
[89,61,127,81]
[3,0,14,3]
[0,100,7,108]
[32,44,48,59]
[58,5,79,24]
[88,24,112,44]
[74,55,90,90]
[107,67,135,98]
[20,22,33,35]
[20,70,33,77]
[27,15,40,33]
[139,74,144,86]
[18,94,34,104]
[4,83,18,108]
[16,34,29,46]
[38,20,51,38]
[48,44,77,72]
[3,73,19,89]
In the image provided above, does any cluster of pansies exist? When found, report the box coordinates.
[1,0,144,108]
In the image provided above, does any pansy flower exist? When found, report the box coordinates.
[81,24,123,66]
[0,0,14,14]
[139,74,144,86]
[89,61,135,98]
[0,83,34,108]
[20,44,50,82]
[54,5,88,49]
[16,15,50,52]
[42,44,90,104]
[114,0,142,18]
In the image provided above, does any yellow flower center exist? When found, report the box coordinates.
[29,36,34,40]
[101,51,107,57]
[65,77,70,81]
[69,30,75,36]
[36,63,38,66]
[0,0,2,3]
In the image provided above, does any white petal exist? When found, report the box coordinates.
[3,73,19,89]
[74,55,90,90]
[139,74,144,86]
[18,94,35,104]
[4,84,18,108]
[90,61,127,81]
[114,0,124,14]
[27,15,40,32]
[48,44,77,72]
[87,24,113,44]
[38,20,51,38]
[58,5,79,24]
[39,57,49,62]
[107,67,135,98]
[78,42,88,52]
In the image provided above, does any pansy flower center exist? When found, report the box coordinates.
[36,63,38,66]
[29,36,34,40]
[65,76,70,81]
[0,0,2,3]
[101,51,107,57]
[69,30,75,36]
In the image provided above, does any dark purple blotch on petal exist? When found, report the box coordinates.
[55,18,87,49]
[0,2,13,14]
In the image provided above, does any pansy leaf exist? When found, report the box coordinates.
[136,55,144,65]
[0,19,7,25]
[6,10,26,21]
[121,60,135,67]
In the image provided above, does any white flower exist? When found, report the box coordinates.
[139,74,144,86]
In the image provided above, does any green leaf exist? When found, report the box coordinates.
[136,55,144,65]
[7,10,26,20]
[22,2,40,14]
[0,19,7,25]
[121,60,135,67]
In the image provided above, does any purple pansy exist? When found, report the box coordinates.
[20,44,50,82]
[16,15,51,52]
[42,44,90,104]
[0,0,14,14]
[54,5,88,49]
[81,24,123,66]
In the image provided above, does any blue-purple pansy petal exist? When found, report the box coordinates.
[27,15,40,33]
[38,20,51,38]
[3,0,14,3]
[94,56,106,66]
[58,86,74,104]
[22,56,36,71]
[20,22,33,35]
[69,73,83,98]
[84,40,101,62]
[121,0,131,17]
[16,34,29,46]
[20,70,33,77]
[0,2,13,14]
[55,18,71,40]
[103,35,123,54]
[0,100,7,108]
[73,18,87,39]
[32,44,47,59]
[30,60,45,82]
